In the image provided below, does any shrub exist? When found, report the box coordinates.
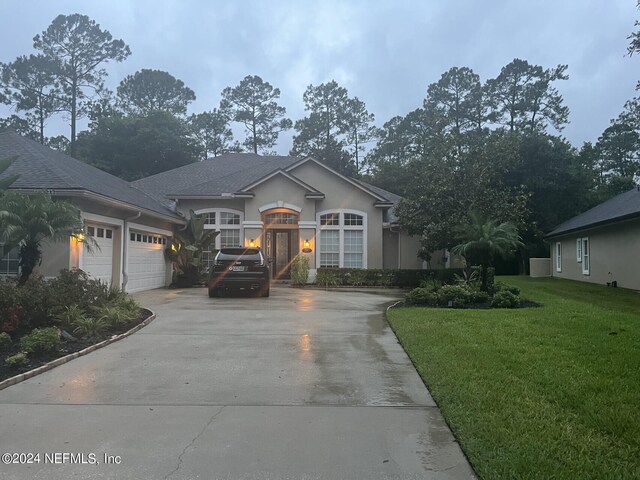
[494,282,521,296]
[315,269,341,288]
[408,287,438,305]
[93,306,134,329]
[437,284,473,308]
[20,327,60,357]
[16,274,53,329]
[54,305,88,331]
[419,277,442,292]
[376,271,395,287]
[492,290,521,308]
[5,352,27,368]
[71,316,109,338]
[290,255,310,286]
[0,332,12,354]
[346,269,367,286]
[48,269,110,312]
[468,289,490,304]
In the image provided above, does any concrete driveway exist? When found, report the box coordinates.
[0,286,475,479]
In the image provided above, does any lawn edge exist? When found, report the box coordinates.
[0,308,156,391]
[384,302,481,479]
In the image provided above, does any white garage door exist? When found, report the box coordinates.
[82,224,115,285]
[127,230,168,293]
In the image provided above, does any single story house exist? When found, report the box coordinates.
[545,186,640,290]
[1,132,434,290]
[132,151,438,282]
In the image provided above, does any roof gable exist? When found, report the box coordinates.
[238,169,324,197]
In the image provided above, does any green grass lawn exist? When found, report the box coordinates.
[387,277,640,480]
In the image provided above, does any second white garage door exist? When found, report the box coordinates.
[127,230,168,293]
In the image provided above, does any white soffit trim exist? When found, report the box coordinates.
[243,221,264,227]
[298,221,317,228]
[81,212,125,227]
[128,222,173,237]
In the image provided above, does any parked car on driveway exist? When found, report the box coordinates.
[208,247,270,297]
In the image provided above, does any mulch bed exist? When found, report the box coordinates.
[0,309,152,383]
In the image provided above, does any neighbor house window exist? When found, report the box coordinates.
[318,210,367,268]
[581,238,589,275]
[0,245,19,276]
[576,238,582,262]
[556,242,562,273]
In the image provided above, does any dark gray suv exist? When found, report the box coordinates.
[208,247,270,297]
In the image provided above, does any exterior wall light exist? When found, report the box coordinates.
[250,239,255,247]
[302,239,312,254]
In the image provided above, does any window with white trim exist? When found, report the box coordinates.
[319,230,340,267]
[196,209,244,269]
[556,242,562,273]
[581,238,589,275]
[318,211,366,268]
[0,245,19,276]
[576,238,582,262]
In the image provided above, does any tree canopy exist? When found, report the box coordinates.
[117,69,195,116]
[33,13,130,154]
[221,75,291,154]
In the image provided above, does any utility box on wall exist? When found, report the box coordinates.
[529,258,551,278]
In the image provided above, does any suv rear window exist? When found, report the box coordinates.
[219,248,260,256]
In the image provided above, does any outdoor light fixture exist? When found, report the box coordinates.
[302,239,312,254]
[75,232,85,242]
[250,239,255,247]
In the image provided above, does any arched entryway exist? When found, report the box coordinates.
[262,209,299,279]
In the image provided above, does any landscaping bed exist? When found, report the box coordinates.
[387,277,640,479]
[0,269,148,384]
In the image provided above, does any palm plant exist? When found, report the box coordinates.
[165,210,218,285]
[0,192,85,284]
[451,212,523,291]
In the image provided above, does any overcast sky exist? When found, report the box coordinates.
[1,0,638,154]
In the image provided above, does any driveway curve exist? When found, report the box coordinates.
[0,286,474,479]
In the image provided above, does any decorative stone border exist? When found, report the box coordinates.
[0,309,156,391]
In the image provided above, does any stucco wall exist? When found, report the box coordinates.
[244,175,316,222]
[177,199,245,218]
[290,161,385,268]
[383,229,424,269]
[550,218,640,290]
[37,238,72,278]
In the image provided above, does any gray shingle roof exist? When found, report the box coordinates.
[546,187,640,237]
[0,131,181,220]
[133,153,301,197]
[355,179,402,222]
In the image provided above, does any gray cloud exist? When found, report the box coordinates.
[1,0,637,152]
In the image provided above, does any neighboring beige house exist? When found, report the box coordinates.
[134,153,429,281]
[0,132,185,292]
[545,187,640,290]
[1,132,431,288]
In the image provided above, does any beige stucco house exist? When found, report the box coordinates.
[1,132,430,289]
[546,187,640,290]
[133,153,428,282]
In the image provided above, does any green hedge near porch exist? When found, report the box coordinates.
[314,268,467,288]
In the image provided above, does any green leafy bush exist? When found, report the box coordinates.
[437,285,473,308]
[48,269,110,312]
[5,352,27,368]
[54,305,88,331]
[71,317,109,338]
[408,287,438,305]
[20,327,60,357]
[0,332,12,354]
[467,289,490,303]
[93,306,133,328]
[346,269,367,286]
[492,290,521,308]
[16,275,53,329]
[290,254,310,286]
[315,269,341,288]
[494,282,521,296]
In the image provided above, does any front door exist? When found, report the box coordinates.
[270,229,299,280]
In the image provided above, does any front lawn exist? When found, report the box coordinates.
[387,277,640,479]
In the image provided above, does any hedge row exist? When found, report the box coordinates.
[314,267,469,288]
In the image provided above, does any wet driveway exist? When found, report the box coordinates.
[0,286,475,479]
